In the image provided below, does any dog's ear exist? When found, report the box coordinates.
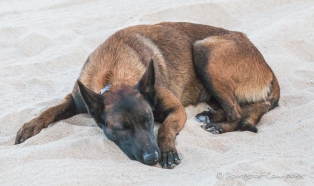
[136,59,156,109]
[77,80,105,123]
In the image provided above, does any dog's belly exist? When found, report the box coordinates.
[179,80,211,107]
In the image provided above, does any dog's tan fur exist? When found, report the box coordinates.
[195,33,273,101]
[15,22,280,168]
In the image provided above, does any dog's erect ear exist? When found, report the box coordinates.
[77,80,104,122]
[136,59,156,108]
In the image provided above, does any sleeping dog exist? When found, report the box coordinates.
[15,22,280,169]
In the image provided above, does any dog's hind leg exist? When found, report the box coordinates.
[238,77,280,132]
[15,82,86,144]
[202,89,242,134]
[196,101,272,133]
[192,37,244,134]
[193,32,278,134]
[192,33,274,134]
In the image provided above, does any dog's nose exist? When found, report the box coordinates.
[143,151,159,165]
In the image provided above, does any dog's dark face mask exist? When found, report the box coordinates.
[77,61,160,166]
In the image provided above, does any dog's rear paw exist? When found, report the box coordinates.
[15,120,44,144]
[194,114,210,123]
[159,150,180,169]
[202,123,223,134]
[195,107,216,123]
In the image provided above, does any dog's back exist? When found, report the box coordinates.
[78,23,232,106]
[79,22,279,108]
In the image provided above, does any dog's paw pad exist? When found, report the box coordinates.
[203,123,223,134]
[205,127,220,134]
[195,115,210,123]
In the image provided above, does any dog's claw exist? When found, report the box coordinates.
[15,133,23,145]
[207,106,216,114]
[173,155,180,164]
[159,150,180,169]
[203,123,223,134]
[206,127,220,134]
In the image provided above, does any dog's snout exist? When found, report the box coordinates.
[143,151,159,165]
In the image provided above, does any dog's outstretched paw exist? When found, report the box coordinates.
[15,120,44,144]
[159,150,180,169]
[202,123,223,134]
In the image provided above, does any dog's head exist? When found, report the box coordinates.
[77,61,160,165]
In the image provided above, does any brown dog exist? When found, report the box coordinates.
[15,22,280,169]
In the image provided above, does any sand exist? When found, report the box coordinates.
[0,0,313,185]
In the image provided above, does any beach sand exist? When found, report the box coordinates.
[0,0,313,185]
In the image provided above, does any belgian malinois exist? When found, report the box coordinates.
[15,22,280,169]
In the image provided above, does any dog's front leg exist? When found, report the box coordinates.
[156,88,187,169]
[15,93,78,144]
